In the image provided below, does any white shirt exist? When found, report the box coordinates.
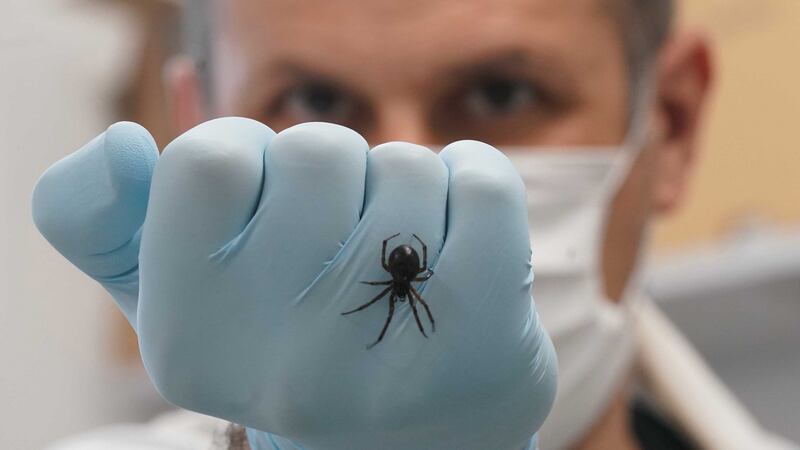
[46,410,230,450]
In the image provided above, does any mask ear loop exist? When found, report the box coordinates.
[600,66,658,198]
[598,66,659,305]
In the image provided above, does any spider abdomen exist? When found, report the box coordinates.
[388,245,420,279]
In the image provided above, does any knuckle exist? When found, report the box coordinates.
[439,139,494,161]
[453,165,525,207]
[158,117,270,183]
[271,122,368,170]
[160,136,259,183]
[442,140,526,207]
[369,142,444,179]
[372,141,434,162]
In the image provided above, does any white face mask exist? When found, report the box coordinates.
[499,95,652,450]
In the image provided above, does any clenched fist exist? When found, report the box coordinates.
[33,118,557,450]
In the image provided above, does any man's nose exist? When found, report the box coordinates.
[370,100,436,147]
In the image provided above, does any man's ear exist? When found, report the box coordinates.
[165,55,209,134]
[651,30,714,213]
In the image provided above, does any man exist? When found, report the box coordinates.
[36,0,790,449]
[169,1,709,447]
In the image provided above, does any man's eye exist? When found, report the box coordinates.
[431,75,560,143]
[462,77,541,118]
[281,82,357,122]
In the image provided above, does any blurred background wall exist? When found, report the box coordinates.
[0,1,797,449]
[0,2,172,449]
[653,0,800,251]
[650,0,800,442]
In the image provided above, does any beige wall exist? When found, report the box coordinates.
[654,0,800,251]
[0,4,167,450]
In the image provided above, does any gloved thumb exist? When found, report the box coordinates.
[32,121,157,306]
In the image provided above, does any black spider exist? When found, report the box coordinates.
[341,233,435,349]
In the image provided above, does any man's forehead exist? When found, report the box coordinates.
[214,0,611,36]
[212,0,618,71]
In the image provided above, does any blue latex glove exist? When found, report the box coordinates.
[33,118,557,450]
[32,121,157,326]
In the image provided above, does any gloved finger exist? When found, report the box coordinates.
[332,142,448,344]
[434,140,533,341]
[138,118,275,396]
[413,141,555,443]
[32,121,157,322]
[141,117,274,265]
[138,117,275,414]
[237,122,368,300]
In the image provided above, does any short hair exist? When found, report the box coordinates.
[182,0,674,101]
[612,0,675,84]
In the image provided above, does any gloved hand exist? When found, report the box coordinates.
[32,118,557,450]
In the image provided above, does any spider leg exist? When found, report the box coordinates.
[341,285,392,315]
[408,294,428,338]
[412,233,428,273]
[410,287,435,332]
[366,293,396,349]
[413,269,433,282]
[360,280,393,286]
[382,233,401,271]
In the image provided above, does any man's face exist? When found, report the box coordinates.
[211,0,630,147]
[177,0,709,301]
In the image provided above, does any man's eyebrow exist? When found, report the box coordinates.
[265,48,561,78]
[256,59,365,94]
[443,48,564,79]
[263,60,361,85]
[267,60,334,78]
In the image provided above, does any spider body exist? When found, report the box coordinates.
[341,233,435,349]
[387,245,419,302]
